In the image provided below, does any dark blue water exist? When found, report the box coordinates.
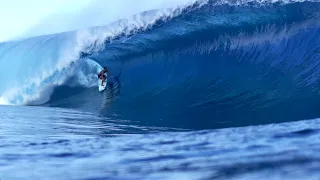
[1,0,320,179]
[1,105,320,179]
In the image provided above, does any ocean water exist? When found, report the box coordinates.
[0,0,320,179]
[1,105,320,179]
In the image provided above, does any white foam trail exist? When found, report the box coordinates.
[0,97,12,105]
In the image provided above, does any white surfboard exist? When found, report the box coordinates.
[98,79,107,92]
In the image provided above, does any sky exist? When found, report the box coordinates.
[0,0,92,42]
[0,0,199,42]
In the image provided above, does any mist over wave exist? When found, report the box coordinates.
[0,0,319,129]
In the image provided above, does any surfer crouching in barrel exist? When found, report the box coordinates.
[98,67,111,86]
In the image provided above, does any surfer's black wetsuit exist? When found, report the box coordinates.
[98,71,106,79]
[98,68,109,86]
[98,68,108,79]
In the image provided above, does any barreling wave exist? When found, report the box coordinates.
[0,0,319,129]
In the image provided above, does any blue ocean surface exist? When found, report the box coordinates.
[1,105,320,180]
[0,0,320,179]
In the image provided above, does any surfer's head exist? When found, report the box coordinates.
[103,67,108,72]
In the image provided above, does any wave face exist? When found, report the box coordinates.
[0,0,320,129]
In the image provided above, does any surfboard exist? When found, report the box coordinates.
[98,79,107,92]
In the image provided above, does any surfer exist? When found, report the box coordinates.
[98,67,110,86]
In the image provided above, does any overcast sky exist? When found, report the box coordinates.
[0,0,199,42]
[0,0,92,42]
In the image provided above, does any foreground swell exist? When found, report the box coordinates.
[1,105,320,179]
